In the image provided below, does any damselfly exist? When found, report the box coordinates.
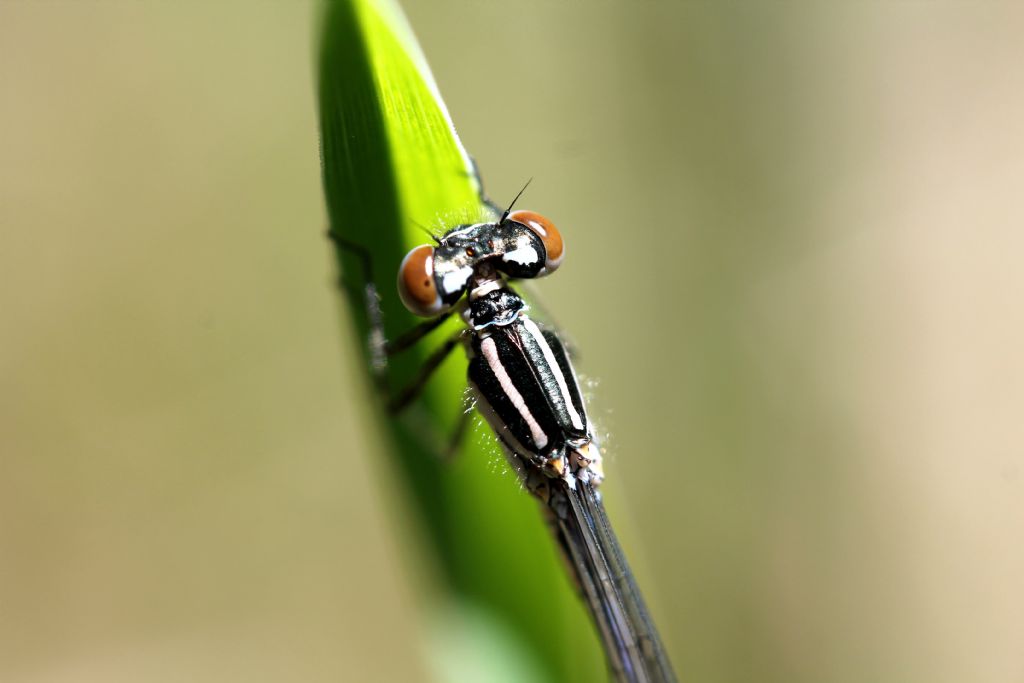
[335,186,678,683]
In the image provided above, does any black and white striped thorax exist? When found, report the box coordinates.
[465,278,603,486]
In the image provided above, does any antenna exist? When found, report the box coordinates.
[499,178,533,224]
[410,219,442,244]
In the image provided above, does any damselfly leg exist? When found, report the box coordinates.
[468,154,504,219]
[331,233,475,460]
[331,234,461,407]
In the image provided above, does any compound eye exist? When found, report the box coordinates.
[508,210,564,273]
[397,245,444,316]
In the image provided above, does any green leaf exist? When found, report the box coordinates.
[317,1,604,680]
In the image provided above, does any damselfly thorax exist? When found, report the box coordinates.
[464,263,603,490]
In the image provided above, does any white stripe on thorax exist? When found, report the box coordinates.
[480,336,549,450]
[522,318,585,431]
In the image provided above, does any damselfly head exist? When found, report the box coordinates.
[397,212,564,316]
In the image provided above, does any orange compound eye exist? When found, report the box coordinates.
[508,210,564,272]
[397,245,443,316]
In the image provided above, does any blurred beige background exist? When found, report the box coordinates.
[2,2,1023,682]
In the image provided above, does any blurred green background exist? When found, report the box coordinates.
[3,2,1023,682]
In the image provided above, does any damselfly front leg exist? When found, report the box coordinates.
[330,234,468,425]
[468,154,504,219]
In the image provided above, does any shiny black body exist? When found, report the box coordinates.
[467,287,589,464]
[462,282,676,683]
